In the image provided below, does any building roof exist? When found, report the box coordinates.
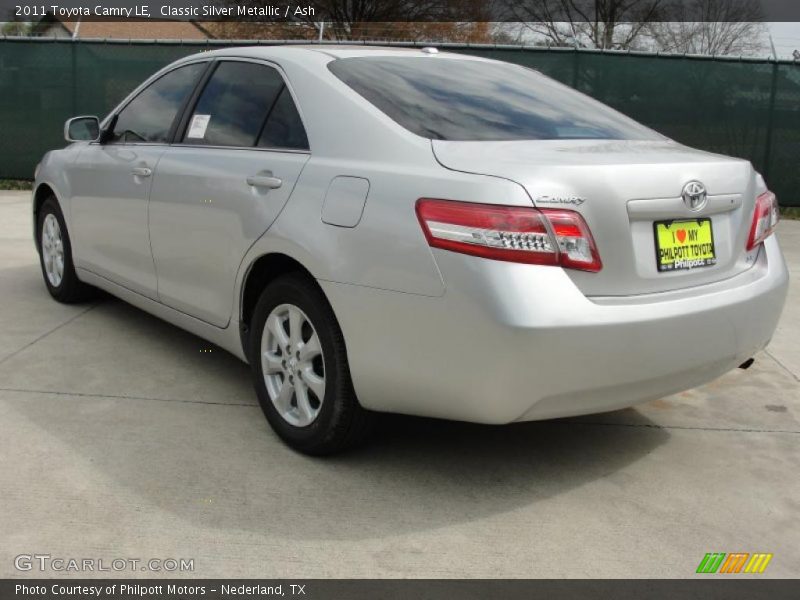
[36,15,212,40]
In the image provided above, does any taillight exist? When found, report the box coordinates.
[539,209,603,272]
[415,199,602,272]
[746,191,779,251]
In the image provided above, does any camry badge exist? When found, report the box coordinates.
[536,195,586,207]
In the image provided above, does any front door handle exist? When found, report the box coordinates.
[131,167,152,177]
[246,173,282,189]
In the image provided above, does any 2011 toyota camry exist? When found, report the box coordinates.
[33,46,789,454]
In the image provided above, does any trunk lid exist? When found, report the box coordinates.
[432,139,761,296]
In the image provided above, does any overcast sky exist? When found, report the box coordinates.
[767,23,800,57]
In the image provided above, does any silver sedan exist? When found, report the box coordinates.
[33,46,789,454]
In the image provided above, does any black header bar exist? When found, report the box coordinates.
[4,0,800,23]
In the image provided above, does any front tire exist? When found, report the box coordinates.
[37,197,95,303]
[249,273,373,455]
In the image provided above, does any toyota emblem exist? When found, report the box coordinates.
[682,181,707,211]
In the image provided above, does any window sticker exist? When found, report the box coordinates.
[186,114,211,139]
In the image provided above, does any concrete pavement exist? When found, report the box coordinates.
[1,190,798,578]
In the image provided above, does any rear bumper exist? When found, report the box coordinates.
[321,235,789,424]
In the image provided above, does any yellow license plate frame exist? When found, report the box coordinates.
[654,218,716,272]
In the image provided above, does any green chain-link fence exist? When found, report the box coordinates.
[1,38,798,205]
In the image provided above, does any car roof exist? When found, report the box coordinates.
[194,44,488,65]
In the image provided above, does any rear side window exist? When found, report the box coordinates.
[328,57,660,142]
[111,62,205,144]
[257,87,309,150]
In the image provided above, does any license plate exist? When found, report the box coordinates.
[654,218,716,272]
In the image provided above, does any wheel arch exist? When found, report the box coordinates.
[239,252,321,355]
[32,182,58,246]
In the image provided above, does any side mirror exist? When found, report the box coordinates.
[64,116,100,142]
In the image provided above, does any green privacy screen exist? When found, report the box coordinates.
[1,39,798,205]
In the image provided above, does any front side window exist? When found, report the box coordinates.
[183,62,285,147]
[328,57,661,142]
[110,62,205,144]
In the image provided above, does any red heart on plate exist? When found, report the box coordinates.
[676,229,687,243]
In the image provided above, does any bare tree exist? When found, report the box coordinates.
[645,0,767,56]
[213,0,492,41]
[499,0,667,49]
[343,22,495,43]
[203,21,318,40]
[1,12,33,36]
[490,23,528,45]
[307,0,493,40]
[206,20,496,43]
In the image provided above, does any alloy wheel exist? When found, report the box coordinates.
[41,213,64,288]
[260,303,326,427]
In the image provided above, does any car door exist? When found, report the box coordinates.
[148,60,311,327]
[69,61,207,298]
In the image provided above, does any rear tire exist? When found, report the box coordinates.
[249,273,373,455]
[37,197,95,303]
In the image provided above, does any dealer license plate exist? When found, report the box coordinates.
[654,218,716,272]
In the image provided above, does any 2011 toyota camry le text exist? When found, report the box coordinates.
[33,46,789,454]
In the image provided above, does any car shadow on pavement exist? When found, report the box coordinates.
[5,291,670,541]
[314,411,669,535]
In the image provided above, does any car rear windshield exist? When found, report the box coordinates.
[328,56,660,142]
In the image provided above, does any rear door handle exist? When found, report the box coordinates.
[246,173,282,189]
[131,167,152,177]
